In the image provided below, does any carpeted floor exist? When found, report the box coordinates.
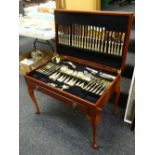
[19,76,135,155]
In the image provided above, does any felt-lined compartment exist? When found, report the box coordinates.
[55,11,129,32]
[57,44,122,69]
[28,60,117,103]
[55,10,131,70]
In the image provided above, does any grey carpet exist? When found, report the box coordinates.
[19,76,135,155]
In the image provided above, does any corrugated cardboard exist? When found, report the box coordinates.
[19,50,52,75]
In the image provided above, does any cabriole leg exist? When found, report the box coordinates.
[27,86,41,114]
[91,117,99,149]
[87,113,100,149]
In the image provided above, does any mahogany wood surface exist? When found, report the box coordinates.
[24,10,133,149]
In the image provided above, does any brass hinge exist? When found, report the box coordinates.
[117,69,122,74]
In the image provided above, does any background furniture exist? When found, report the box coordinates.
[19,14,55,50]
[56,0,101,10]
[19,1,56,51]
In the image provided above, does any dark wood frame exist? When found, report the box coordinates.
[24,10,134,149]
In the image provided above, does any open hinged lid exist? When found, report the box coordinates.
[54,10,134,71]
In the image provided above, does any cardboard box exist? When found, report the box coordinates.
[19,50,52,75]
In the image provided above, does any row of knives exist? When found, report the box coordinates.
[58,24,126,56]
[36,62,111,96]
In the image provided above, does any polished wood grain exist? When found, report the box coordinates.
[25,63,120,148]
[24,10,133,149]
[27,85,41,114]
